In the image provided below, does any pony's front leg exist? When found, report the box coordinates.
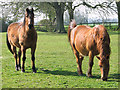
[87,51,94,77]
[31,47,36,73]
[18,49,21,70]
[21,47,26,72]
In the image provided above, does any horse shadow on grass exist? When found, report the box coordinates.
[25,67,120,82]
[108,74,120,82]
[40,68,79,76]
[39,68,101,79]
[39,68,120,82]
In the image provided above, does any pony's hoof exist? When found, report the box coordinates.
[33,69,36,73]
[18,66,21,70]
[86,73,93,77]
[78,73,83,76]
[78,72,83,76]
[77,68,83,76]
[16,69,19,71]
[101,77,107,81]
[21,71,25,73]
[16,67,19,71]
[21,69,25,73]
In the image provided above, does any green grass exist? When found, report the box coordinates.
[1,30,119,88]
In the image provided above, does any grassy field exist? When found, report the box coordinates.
[1,30,119,88]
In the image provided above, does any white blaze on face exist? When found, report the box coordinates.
[28,18,30,25]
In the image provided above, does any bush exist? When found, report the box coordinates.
[0,18,8,32]
[0,17,14,32]
[39,19,51,25]
[37,19,56,32]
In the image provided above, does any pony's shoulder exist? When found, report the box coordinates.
[93,25,106,30]
[7,22,23,32]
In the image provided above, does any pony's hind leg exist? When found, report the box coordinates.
[31,47,36,73]
[87,51,94,77]
[18,48,21,70]
[74,50,83,75]
[11,45,19,71]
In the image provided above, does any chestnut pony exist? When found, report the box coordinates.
[6,8,37,73]
[68,20,110,81]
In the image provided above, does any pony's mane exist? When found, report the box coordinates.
[23,16,26,26]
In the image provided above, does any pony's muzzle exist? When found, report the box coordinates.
[29,24,33,29]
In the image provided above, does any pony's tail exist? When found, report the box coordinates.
[6,34,13,54]
[68,19,77,42]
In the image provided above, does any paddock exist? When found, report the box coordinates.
[1,30,119,88]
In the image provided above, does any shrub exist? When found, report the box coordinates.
[37,19,56,32]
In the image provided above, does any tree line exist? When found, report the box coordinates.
[1,0,119,32]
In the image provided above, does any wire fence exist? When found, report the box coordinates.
[34,22,118,32]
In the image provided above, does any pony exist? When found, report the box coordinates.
[6,8,37,73]
[68,20,110,81]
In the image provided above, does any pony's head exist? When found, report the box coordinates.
[96,53,110,81]
[25,8,34,29]
[96,25,111,81]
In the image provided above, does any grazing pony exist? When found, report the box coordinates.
[7,8,37,73]
[68,20,110,81]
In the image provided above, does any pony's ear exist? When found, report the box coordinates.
[31,8,34,12]
[96,56,100,60]
[26,8,29,13]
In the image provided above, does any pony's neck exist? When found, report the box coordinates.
[100,47,104,57]
[100,44,110,58]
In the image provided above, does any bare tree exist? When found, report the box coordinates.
[48,2,66,33]
[66,0,117,24]
[116,1,120,29]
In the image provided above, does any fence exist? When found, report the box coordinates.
[34,24,56,32]
[79,22,118,30]
[34,22,118,32]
